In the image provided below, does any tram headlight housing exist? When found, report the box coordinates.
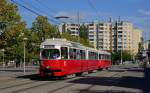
[46,66,50,69]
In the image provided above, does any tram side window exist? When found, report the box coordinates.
[99,54,102,59]
[89,51,97,60]
[101,54,104,60]
[103,54,107,60]
[69,48,73,59]
[61,47,68,59]
[107,55,111,60]
[69,48,77,59]
[73,49,77,59]
[105,55,108,60]
[88,51,92,60]
[109,55,111,60]
[95,53,98,59]
[105,55,109,60]
[80,50,86,59]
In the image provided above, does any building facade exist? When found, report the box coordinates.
[132,29,142,55]
[58,21,142,55]
[112,21,134,52]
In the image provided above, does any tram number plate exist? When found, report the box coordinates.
[44,45,55,48]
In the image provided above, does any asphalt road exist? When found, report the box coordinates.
[0,65,149,93]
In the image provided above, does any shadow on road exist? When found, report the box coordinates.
[108,69,126,72]
[16,74,64,81]
[76,89,137,93]
[70,67,150,93]
[127,68,144,72]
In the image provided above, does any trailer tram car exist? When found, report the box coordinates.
[39,39,111,77]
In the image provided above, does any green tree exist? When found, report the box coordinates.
[79,24,88,40]
[61,32,79,43]
[0,0,26,62]
[78,24,90,47]
[112,51,132,64]
[61,32,91,47]
[31,16,60,42]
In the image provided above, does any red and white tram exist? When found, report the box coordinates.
[39,38,111,77]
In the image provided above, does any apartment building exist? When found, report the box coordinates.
[88,22,97,49]
[113,21,134,52]
[58,21,142,55]
[88,21,142,54]
[88,22,112,51]
[132,29,142,55]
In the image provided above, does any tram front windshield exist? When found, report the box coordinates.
[41,49,60,59]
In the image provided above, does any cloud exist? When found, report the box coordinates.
[138,9,150,16]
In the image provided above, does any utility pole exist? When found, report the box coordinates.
[23,37,27,75]
[96,22,99,50]
[24,40,26,75]
[77,11,80,42]
[109,17,112,52]
[121,48,123,64]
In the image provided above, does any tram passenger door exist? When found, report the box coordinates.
[80,50,88,72]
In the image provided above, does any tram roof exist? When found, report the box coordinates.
[40,38,86,49]
[99,51,111,55]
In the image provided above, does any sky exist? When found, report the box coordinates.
[11,0,150,40]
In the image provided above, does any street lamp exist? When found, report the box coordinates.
[121,49,123,64]
[23,37,27,75]
[118,37,123,64]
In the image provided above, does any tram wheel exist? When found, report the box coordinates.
[98,68,103,71]
[75,72,82,76]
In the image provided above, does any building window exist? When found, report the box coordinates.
[118,27,123,30]
[89,35,94,37]
[89,24,94,26]
[89,39,94,41]
[118,31,122,33]
[118,42,122,44]
[100,27,104,30]
[89,28,94,30]
[99,23,104,26]
[118,35,122,38]
[118,46,122,48]
[71,28,76,30]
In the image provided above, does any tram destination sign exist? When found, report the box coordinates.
[44,45,55,48]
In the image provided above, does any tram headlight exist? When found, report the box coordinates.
[46,66,50,69]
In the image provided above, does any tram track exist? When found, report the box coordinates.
[35,71,118,93]
[0,75,78,93]
[0,78,17,84]
[7,71,107,93]
[0,70,122,93]
[0,80,57,93]
[11,81,60,93]
[46,70,124,93]
[0,80,35,90]
[76,70,126,93]
[0,78,33,87]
